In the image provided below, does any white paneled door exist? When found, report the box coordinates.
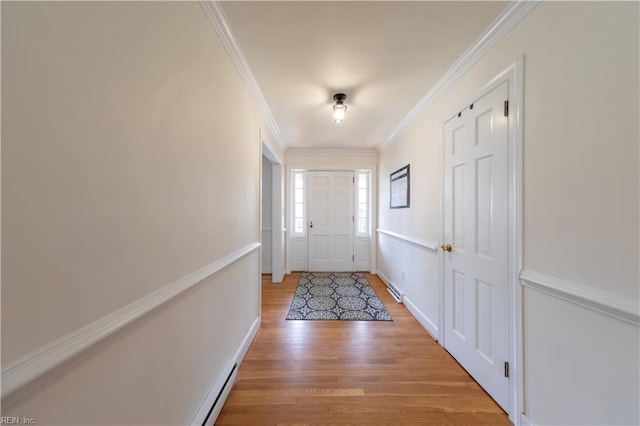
[443,82,510,411]
[308,171,354,272]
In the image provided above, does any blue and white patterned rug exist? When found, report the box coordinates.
[286,272,392,321]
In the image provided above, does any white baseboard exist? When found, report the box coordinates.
[519,413,535,426]
[403,295,439,340]
[376,269,399,292]
[376,270,403,303]
[234,316,261,365]
[191,316,260,426]
[190,359,237,426]
[376,270,438,340]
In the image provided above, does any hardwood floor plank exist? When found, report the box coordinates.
[215,273,509,425]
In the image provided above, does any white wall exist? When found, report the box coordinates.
[262,156,273,273]
[2,2,271,423]
[286,149,378,170]
[377,2,639,425]
[377,125,440,337]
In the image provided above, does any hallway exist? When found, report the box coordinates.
[216,273,509,424]
[3,2,638,424]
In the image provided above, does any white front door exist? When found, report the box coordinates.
[308,171,354,272]
[443,81,510,411]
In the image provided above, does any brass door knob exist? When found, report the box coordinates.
[440,244,452,252]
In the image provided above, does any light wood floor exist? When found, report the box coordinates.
[215,272,509,425]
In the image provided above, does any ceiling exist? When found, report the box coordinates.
[221,1,508,150]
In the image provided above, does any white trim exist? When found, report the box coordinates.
[191,359,237,426]
[262,137,283,170]
[520,270,640,327]
[403,296,439,340]
[194,314,260,426]
[369,168,378,274]
[376,269,395,291]
[234,316,261,365]
[512,56,526,425]
[376,269,401,301]
[376,270,438,340]
[376,228,438,252]
[1,242,261,405]
[199,1,284,151]
[519,413,536,426]
[379,0,539,152]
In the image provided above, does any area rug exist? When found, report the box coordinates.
[286,272,392,321]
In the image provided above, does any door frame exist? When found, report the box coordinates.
[286,164,377,274]
[438,57,523,424]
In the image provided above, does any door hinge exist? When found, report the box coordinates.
[353,176,355,183]
[504,100,509,117]
[352,215,354,222]
[504,361,510,378]
[352,254,355,261]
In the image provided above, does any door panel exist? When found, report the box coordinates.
[443,82,509,411]
[308,171,354,272]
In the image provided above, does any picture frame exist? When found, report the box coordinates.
[390,164,410,209]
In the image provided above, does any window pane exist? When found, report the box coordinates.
[295,218,303,233]
[359,204,367,218]
[358,173,367,188]
[295,203,303,218]
[359,189,367,202]
[295,188,303,202]
[295,173,303,188]
[358,218,366,233]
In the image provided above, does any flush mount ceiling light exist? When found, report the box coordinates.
[332,93,347,123]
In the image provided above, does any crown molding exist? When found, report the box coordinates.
[199,1,285,151]
[378,0,540,152]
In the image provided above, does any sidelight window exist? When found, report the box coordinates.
[292,171,306,235]
[356,171,370,235]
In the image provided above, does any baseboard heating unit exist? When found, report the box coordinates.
[386,282,404,304]
[201,362,238,425]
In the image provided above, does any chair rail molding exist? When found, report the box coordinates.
[520,269,640,326]
[379,0,540,151]
[1,242,262,407]
[376,228,438,252]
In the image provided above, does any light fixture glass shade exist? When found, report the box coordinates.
[333,104,347,123]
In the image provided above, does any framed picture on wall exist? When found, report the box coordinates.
[390,164,410,208]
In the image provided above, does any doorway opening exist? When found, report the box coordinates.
[261,142,284,282]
